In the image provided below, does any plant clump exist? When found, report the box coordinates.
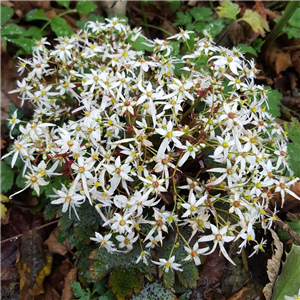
[4,17,300,273]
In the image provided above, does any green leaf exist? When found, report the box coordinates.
[216,1,240,20]
[284,119,300,177]
[132,281,176,300]
[287,7,300,28]
[173,11,192,26]
[74,222,95,244]
[89,14,105,22]
[9,37,35,54]
[271,244,300,300]
[89,243,154,281]
[201,19,227,37]
[1,4,14,26]
[252,38,264,53]
[71,281,84,296]
[43,203,57,221]
[241,9,269,37]
[278,218,300,243]
[76,1,97,15]
[76,18,89,29]
[26,9,49,21]
[168,41,180,56]
[168,0,181,13]
[58,211,73,231]
[190,7,213,22]
[50,16,74,37]
[176,261,199,288]
[56,0,70,9]
[283,26,300,39]
[162,268,175,288]
[130,36,154,52]
[265,87,281,118]
[0,161,14,193]
[108,267,143,300]
[24,26,43,39]
[236,43,257,57]
[1,24,26,37]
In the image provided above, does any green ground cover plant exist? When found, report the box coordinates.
[2,1,300,299]
[3,16,300,298]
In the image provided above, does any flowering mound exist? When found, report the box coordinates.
[5,17,299,271]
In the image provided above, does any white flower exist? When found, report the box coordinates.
[178,141,198,167]
[152,256,183,273]
[167,29,194,41]
[183,242,209,265]
[103,156,133,194]
[198,224,236,265]
[155,120,184,158]
[90,232,116,252]
[51,184,85,220]
[115,231,138,252]
[248,238,267,258]
[181,193,207,218]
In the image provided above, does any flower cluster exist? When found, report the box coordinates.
[4,17,299,272]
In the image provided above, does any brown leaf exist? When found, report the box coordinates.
[36,284,61,300]
[264,45,292,75]
[291,51,300,76]
[45,228,74,256]
[61,267,77,300]
[1,1,13,7]
[48,259,73,294]
[263,229,283,300]
[192,249,227,300]
[29,0,51,9]
[44,10,57,19]
[227,287,249,300]
[265,8,281,22]
[227,21,244,45]
[17,230,52,299]
[187,1,197,6]
[1,136,7,150]
[1,267,19,281]
[98,0,127,16]
[1,47,20,122]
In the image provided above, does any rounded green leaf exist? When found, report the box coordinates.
[0,161,14,193]
[26,9,49,21]
[56,0,71,9]
[50,16,74,37]
[271,244,300,300]
[76,0,97,15]
[1,24,26,37]
[1,4,14,26]
[108,267,143,300]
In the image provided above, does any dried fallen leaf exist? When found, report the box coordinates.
[29,0,51,9]
[61,267,77,300]
[264,44,293,75]
[36,284,61,300]
[0,203,7,219]
[45,227,74,256]
[98,0,127,16]
[263,229,283,300]
[17,230,52,299]
[227,20,244,45]
[1,136,6,150]
[1,1,13,7]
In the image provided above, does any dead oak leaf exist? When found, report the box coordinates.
[61,267,77,300]
[45,227,74,256]
[263,229,283,300]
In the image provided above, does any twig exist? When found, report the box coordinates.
[267,208,300,245]
[1,219,59,244]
